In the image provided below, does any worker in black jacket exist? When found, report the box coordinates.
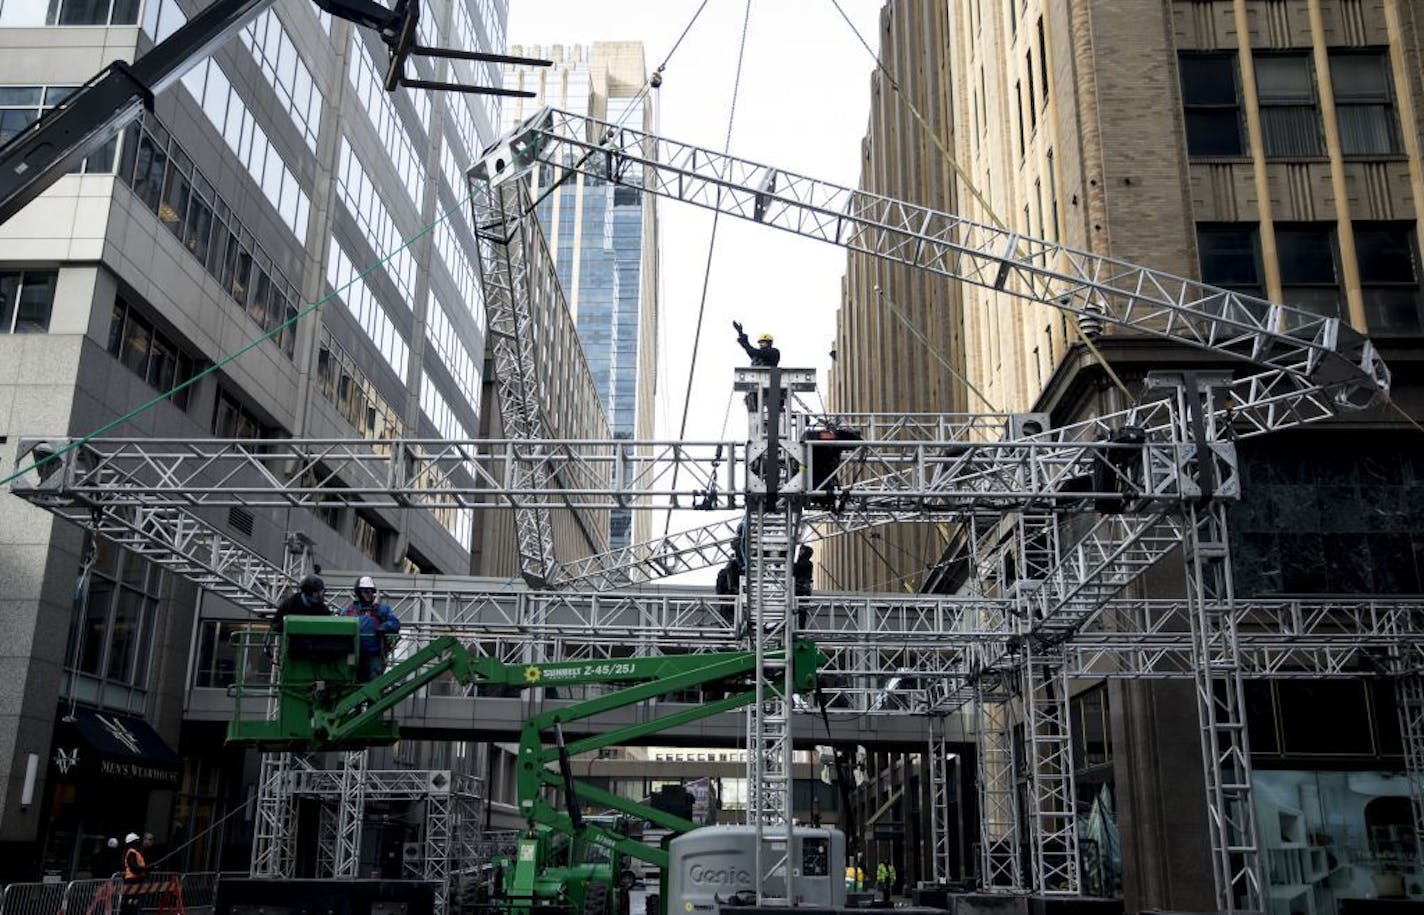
[733,321,780,366]
[271,574,329,633]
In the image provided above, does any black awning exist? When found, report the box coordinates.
[51,708,181,787]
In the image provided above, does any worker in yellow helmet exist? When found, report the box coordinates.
[733,321,780,366]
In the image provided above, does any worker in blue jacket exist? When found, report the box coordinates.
[341,575,401,681]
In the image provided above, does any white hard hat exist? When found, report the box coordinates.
[356,575,376,590]
[125,833,140,844]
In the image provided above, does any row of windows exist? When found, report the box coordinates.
[1181,50,1400,158]
[0,85,118,173]
[239,8,323,152]
[0,269,57,334]
[63,536,162,704]
[119,118,299,358]
[450,0,501,129]
[0,0,136,26]
[419,369,470,440]
[1198,220,1422,333]
[407,418,478,552]
[1011,16,1051,158]
[336,138,417,304]
[426,290,481,409]
[107,295,200,410]
[348,34,425,207]
[316,326,403,441]
[325,240,409,381]
[440,137,467,203]
[179,57,312,240]
[433,216,486,330]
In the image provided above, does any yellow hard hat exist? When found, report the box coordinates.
[757,333,774,343]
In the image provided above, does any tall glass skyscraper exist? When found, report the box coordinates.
[504,43,661,550]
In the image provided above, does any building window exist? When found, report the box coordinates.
[0,86,117,172]
[1046,148,1060,241]
[352,511,387,564]
[1355,222,1422,334]
[1330,51,1400,157]
[1070,685,1112,770]
[1196,224,1262,295]
[192,619,271,689]
[0,269,58,333]
[1025,52,1036,131]
[0,0,138,26]
[1276,224,1341,318]
[1255,54,1323,157]
[107,296,199,408]
[62,537,161,712]
[212,386,269,439]
[1179,53,1243,157]
[1015,80,1026,156]
[1037,17,1049,103]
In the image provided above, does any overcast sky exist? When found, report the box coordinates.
[507,0,882,433]
[505,1,883,574]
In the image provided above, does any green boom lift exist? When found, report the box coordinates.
[227,615,824,915]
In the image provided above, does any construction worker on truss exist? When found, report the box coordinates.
[733,321,780,366]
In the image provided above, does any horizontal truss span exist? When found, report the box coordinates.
[475,108,1388,412]
[14,432,1227,511]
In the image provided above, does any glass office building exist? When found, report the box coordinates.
[0,0,511,878]
[504,43,661,550]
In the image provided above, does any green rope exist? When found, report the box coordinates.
[3,189,476,488]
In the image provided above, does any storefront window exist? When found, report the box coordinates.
[1256,770,1421,909]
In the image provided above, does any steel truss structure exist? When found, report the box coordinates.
[927,715,954,883]
[10,107,1419,906]
[253,752,482,914]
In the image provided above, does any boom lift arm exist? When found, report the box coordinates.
[228,616,823,870]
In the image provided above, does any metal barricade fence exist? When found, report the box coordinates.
[0,881,67,915]
[58,877,121,915]
[177,873,219,915]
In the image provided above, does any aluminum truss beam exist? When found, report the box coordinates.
[974,681,1022,891]
[9,434,1225,511]
[473,107,1388,415]
[1184,503,1264,913]
[334,750,368,878]
[425,785,453,915]
[1019,650,1080,894]
[927,715,953,883]
[470,178,590,587]
[250,752,298,877]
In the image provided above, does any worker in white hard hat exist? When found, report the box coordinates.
[340,575,401,681]
[121,833,147,915]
